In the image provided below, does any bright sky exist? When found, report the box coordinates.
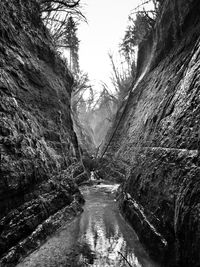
[78,0,141,93]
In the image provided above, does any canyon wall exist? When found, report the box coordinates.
[101,0,200,266]
[0,1,85,265]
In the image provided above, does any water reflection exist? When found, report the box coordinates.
[73,185,155,267]
[17,184,158,267]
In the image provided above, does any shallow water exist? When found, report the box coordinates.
[17,183,158,267]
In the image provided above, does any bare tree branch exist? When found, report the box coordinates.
[38,0,86,49]
[39,0,80,12]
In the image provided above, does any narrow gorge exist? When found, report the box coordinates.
[0,0,200,267]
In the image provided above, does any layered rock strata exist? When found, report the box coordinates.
[0,0,85,264]
[101,0,200,266]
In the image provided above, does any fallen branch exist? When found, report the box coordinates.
[118,251,133,267]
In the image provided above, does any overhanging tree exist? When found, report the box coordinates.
[38,0,85,48]
[121,0,161,53]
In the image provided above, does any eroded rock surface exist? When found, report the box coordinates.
[100,0,200,266]
[0,0,86,265]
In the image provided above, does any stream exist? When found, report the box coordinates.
[17,183,158,267]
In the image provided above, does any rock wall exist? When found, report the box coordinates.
[0,1,85,265]
[101,0,200,266]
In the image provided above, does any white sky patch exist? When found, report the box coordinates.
[78,0,141,93]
